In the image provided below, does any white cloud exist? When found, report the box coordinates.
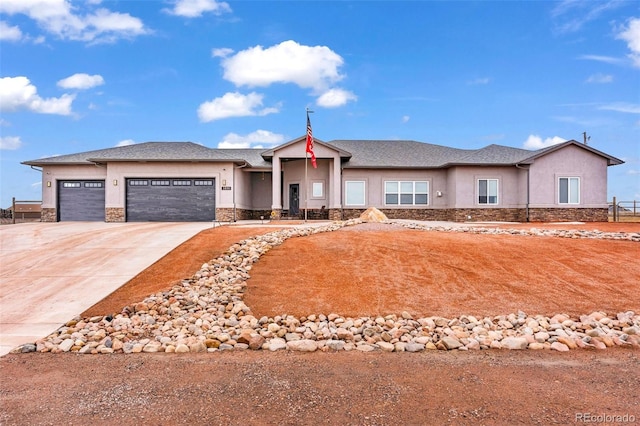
[551,0,623,33]
[627,170,640,175]
[57,73,105,90]
[218,130,285,149]
[164,0,231,18]
[316,88,357,108]
[116,139,135,147]
[0,76,75,115]
[220,40,345,92]
[599,102,640,114]
[212,47,234,58]
[585,73,613,83]
[577,54,624,65]
[0,0,149,44]
[467,77,490,85]
[198,91,279,122]
[523,135,567,150]
[401,115,410,123]
[0,20,22,41]
[616,17,640,68]
[0,136,22,150]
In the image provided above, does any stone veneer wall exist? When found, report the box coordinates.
[341,208,453,221]
[528,208,608,222]
[106,208,125,222]
[341,207,605,222]
[250,209,272,220]
[451,208,526,223]
[328,209,342,221]
[41,208,57,222]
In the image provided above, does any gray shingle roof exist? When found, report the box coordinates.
[217,149,271,168]
[23,139,623,169]
[22,142,235,165]
[327,140,473,168]
[451,144,536,165]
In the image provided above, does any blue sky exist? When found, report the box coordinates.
[1,0,639,208]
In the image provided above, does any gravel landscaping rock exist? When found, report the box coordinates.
[14,219,640,355]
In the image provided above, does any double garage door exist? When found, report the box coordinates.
[57,178,216,221]
[126,178,216,222]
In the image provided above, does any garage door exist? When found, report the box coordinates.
[58,180,106,221]
[126,178,215,222]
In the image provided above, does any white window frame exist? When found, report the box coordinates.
[558,177,580,204]
[477,179,499,205]
[345,181,366,206]
[384,181,429,206]
[311,181,325,199]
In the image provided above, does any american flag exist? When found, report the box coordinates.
[306,112,317,168]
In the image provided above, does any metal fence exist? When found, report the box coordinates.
[610,198,640,222]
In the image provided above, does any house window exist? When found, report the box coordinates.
[129,180,148,186]
[385,181,429,205]
[478,179,498,205]
[173,180,192,186]
[345,181,365,206]
[151,180,170,186]
[84,182,103,188]
[559,177,580,204]
[312,182,324,198]
[194,180,213,186]
[62,182,81,188]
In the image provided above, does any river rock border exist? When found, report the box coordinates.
[15,219,640,354]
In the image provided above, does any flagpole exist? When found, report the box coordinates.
[305,140,308,222]
[305,107,315,223]
[304,108,309,222]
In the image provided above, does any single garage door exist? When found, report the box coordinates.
[126,178,215,222]
[58,180,106,221]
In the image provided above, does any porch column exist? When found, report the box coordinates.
[330,155,342,209]
[271,154,282,210]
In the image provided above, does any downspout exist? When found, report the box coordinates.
[233,162,248,222]
[515,164,530,222]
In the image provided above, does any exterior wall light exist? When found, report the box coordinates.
[47,181,51,187]
[113,179,118,186]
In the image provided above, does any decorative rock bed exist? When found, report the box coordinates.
[14,219,640,354]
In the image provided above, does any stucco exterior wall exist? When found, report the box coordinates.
[341,168,449,209]
[281,158,330,210]
[528,144,608,208]
[41,165,108,209]
[447,166,527,209]
[248,171,272,210]
[106,162,233,209]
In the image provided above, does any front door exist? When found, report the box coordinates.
[289,184,299,215]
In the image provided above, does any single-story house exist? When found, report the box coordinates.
[22,137,623,223]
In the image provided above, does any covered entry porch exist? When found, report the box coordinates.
[261,137,351,221]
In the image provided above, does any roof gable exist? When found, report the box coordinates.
[261,136,352,160]
[522,140,624,166]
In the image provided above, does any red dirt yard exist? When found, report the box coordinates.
[244,223,640,319]
[2,221,639,425]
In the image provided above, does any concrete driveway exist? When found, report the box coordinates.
[0,221,212,356]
